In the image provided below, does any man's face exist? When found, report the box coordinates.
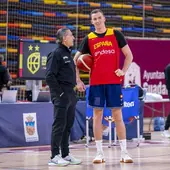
[63,30,75,48]
[91,12,106,29]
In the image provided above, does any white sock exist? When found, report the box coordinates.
[119,139,127,152]
[95,140,103,153]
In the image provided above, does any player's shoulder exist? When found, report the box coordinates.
[114,29,124,37]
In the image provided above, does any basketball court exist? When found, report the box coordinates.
[0,132,170,170]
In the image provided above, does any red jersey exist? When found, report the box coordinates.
[88,28,122,85]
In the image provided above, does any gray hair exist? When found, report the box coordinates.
[56,27,70,43]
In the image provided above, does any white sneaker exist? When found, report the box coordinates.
[162,130,170,138]
[48,155,70,166]
[64,154,82,165]
[120,151,133,163]
[93,152,105,163]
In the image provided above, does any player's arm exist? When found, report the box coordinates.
[114,30,133,76]
[74,51,82,81]
[121,44,133,74]
[74,51,86,92]
[74,36,89,91]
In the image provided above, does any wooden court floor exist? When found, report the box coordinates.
[0,134,170,170]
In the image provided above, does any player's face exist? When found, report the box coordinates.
[63,30,75,47]
[91,12,106,29]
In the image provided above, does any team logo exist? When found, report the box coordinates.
[124,101,135,107]
[27,45,40,74]
[25,115,35,136]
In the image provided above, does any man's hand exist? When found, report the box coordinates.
[115,69,125,77]
[7,81,12,86]
[76,80,86,92]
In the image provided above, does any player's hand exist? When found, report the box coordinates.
[76,80,86,92]
[115,69,125,77]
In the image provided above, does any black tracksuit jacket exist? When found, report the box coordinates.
[45,43,76,98]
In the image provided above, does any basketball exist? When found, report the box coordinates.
[76,54,93,72]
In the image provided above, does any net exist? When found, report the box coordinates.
[1,0,170,100]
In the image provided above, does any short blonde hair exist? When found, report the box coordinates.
[90,9,104,18]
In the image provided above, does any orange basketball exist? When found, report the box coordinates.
[76,54,93,72]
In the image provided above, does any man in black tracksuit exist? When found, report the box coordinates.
[165,64,170,99]
[0,54,12,92]
[162,64,170,138]
[45,28,82,166]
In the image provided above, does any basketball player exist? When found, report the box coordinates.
[46,28,82,166]
[74,9,133,163]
